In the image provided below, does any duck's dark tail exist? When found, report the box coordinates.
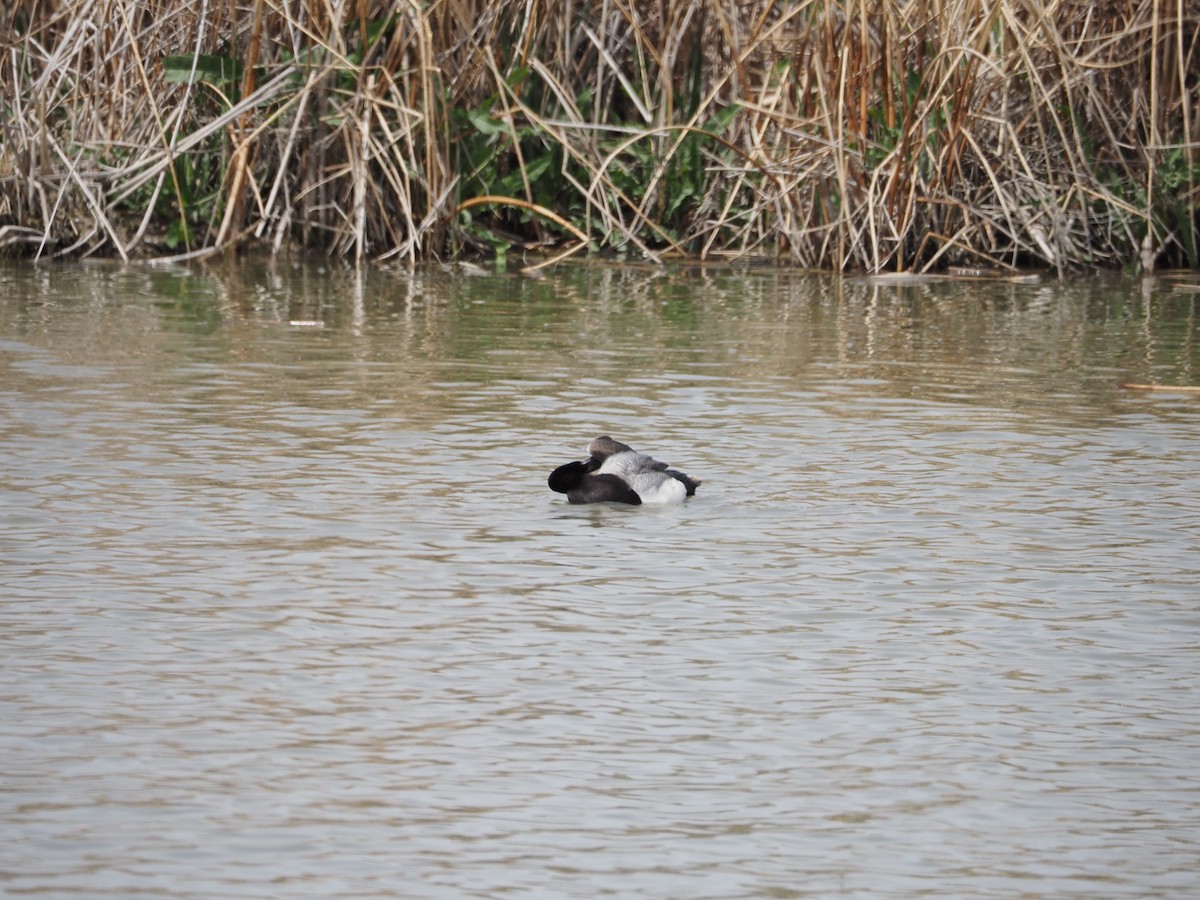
[667,470,701,496]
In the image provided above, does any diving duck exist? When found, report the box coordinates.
[548,436,701,505]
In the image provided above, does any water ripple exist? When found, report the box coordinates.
[2,265,1199,897]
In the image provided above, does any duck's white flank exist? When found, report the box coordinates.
[628,474,687,504]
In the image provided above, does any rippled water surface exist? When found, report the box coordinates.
[2,261,1199,898]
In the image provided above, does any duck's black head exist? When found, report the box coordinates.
[587,435,633,461]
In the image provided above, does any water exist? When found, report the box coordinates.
[2,261,1199,898]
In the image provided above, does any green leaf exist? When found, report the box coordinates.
[163,54,243,87]
[365,14,397,47]
[467,107,507,138]
[522,154,553,183]
[703,103,741,137]
[497,156,553,196]
[165,217,192,250]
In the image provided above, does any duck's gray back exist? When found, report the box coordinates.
[595,449,668,480]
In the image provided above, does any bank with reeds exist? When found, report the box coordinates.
[2,0,1198,272]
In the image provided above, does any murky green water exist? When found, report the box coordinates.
[2,260,1198,898]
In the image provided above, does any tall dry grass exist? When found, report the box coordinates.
[1,0,1197,271]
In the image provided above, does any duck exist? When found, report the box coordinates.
[547,436,701,505]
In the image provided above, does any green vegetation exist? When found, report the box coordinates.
[1,0,1197,272]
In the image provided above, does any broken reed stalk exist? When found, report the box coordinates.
[1,0,1196,271]
[1119,383,1200,393]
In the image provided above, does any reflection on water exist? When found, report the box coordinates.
[2,261,1199,898]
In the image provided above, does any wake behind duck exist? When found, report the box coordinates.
[548,436,701,505]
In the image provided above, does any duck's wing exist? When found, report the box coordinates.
[630,452,669,472]
[595,449,671,480]
[589,436,675,472]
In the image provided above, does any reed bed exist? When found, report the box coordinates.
[2,0,1197,271]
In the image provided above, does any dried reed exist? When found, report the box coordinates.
[1,0,1197,271]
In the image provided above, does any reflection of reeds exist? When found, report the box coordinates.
[2,0,1197,271]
